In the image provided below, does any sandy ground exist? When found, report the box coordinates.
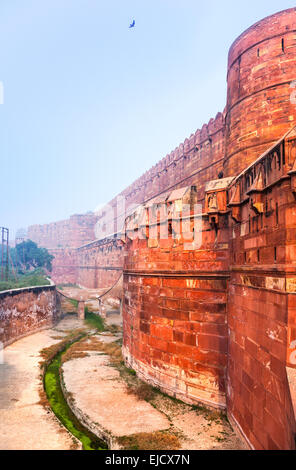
[0,316,83,450]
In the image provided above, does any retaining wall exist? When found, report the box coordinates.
[0,285,60,346]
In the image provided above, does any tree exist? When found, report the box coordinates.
[11,240,54,272]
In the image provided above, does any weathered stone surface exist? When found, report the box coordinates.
[0,320,80,450]
[63,354,170,439]
[76,238,124,289]
[0,286,60,346]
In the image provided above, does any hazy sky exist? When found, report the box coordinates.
[0,0,295,239]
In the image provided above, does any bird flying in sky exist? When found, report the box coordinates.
[129,20,135,28]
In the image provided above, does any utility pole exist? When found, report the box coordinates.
[1,227,9,281]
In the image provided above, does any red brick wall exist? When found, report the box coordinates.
[122,126,296,448]
[49,248,77,285]
[22,8,296,449]
[225,7,296,176]
[76,238,124,289]
[28,213,98,286]
[226,131,296,449]
[28,213,98,249]
[122,200,229,408]
[0,285,60,346]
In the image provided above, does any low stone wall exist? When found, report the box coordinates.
[0,285,60,346]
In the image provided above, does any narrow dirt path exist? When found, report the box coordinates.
[0,316,83,450]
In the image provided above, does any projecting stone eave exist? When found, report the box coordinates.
[230,125,296,188]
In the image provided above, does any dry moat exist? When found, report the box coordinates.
[0,292,245,450]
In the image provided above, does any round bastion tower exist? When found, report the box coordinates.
[224,7,296,176]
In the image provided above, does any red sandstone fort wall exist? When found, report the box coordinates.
[49,248,77,285]
[28,213,99,286]
[96,112,225,238]
[28,113,226,289]
[122,195,229,408]
[122,127,296,449]
[28,213,98,249]
[88,112,225,289]
[226,130,296,449]
[24,8,296,449]
[225,8,296,176]
[76,238,123,289]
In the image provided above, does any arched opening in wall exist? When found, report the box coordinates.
[274,246,277,263]
[282,38,285,53]
[276,203,279,225]
[257,48,260,58]
[257,249,260,262]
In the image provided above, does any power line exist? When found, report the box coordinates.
[0,227,9,281]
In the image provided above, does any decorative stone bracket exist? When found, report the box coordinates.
[246,169,265,215]
[205,177,235,226]
[228,183,241,222]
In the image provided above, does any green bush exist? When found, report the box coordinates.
[0,268,50,291]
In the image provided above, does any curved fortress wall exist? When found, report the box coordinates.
[122,8,296,450]
[225,8,296,175]
[122,186,230,409]
[226,132,296,450]
[26,8,296,449]
[122,127,296,451]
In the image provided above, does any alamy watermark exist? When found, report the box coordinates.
[94,195,203,250]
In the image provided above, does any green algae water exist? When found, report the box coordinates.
[44,347,108,450]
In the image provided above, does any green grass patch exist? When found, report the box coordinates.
[125,367,137,376]
[84,307,105,331]
[44,344,108,450]
[57,283,81,289]
[68,298,78,309]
